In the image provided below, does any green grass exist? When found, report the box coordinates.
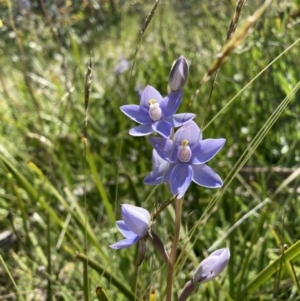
[1,0,300,300]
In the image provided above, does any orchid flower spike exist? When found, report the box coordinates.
[110,204,150,249]
[120,85,195,138]
[194,248,230,284]
[144,120,226,198]
[168,55,189,91]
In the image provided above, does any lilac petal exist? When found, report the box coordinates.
[192,164,223,188]
[169,163,193,198]
[160,90,183,117]
[170,113,195,127]
[116,220,136,238]
[144,162,172,185]
[169,56,189,92]
[191,139,226,164]
[109,236,140,249]
[140,85,163,108]
[211,248,230,275]
[148,137,178,163]
[129,124,154,136]
[194,248,230,284]
[152,120,173,138]
[121,204,150,237]
[173,120,202,146]
[152,149,166,168]
[120,105,152,124]
[195,257,217,283]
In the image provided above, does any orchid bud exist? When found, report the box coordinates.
[178,248,230,301]
[194,248,230,284]
[168,55,189,91]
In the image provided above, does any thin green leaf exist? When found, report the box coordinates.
[237,240,300,299]
[86,147,115,224]
[63,246,138,301]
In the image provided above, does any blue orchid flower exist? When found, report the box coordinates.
[144,120,225,198]
[120,85,195,138]
[110,204,150,249]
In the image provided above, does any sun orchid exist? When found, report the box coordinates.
[120,85,195,138]
[144,120,225,198]
[110,204,150,249]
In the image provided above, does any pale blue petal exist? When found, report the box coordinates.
[173,120,202,146]
[120,105,152,124]
[194,256,217,283]
[148,137,176,162]
[116,220,136,238]
[121,204,150,237]
[143,162,172,184]
[211,248,230,275]
[109,236,140,249]
[170,113,195,127]
[194,248,230,284]
[152,120,173,138]
[169,163,193,198]
[192,164,223,188]
[129,124,154,136]
[140,85,163,108]
[191,139,226,164]
[152,149,166,168]
[160,90,182,117]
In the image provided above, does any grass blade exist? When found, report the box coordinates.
[237,240,300,299]
[63,246,138,300]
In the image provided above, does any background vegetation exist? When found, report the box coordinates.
[0,0,300,300]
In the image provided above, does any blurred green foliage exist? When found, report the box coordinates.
[0,0,300,300]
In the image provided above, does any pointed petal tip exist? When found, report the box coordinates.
[129,124,154,136]
[109,236,139,249]
[169,164,193,198]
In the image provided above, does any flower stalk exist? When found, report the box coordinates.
[166,198,183,301]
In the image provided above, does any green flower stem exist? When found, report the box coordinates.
[237,240,300,299]
[166,198,183,301]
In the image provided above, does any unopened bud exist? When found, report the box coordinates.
[168,55,189,91]
[194,248,230,284]
[178,248,230,301]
